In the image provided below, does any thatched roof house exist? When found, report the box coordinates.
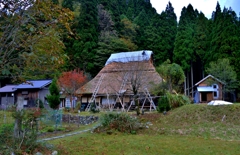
[76,50,162,111]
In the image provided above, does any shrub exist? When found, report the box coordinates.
[90,102,100,113]
[46,126,55,132]
[0,124,14,154]
[157,93,191,112]
[166,92,191,109]
[64,107,70,112]
[74,101,81,113]
[157,96,170,112]
[98,113,140,133]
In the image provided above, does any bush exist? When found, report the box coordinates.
[98,113,140,133]
[157,93,191,112]
[74,102,81,113]
[157,96,170,112]
[166,92,191,109]
[90,102,100,113]
[0,124,14,154]
[64,107,70,112]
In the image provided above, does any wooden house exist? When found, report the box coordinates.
[194,75,224,103]
[13,80,52,108]
[0,85,17,109]
[75,50,162,111]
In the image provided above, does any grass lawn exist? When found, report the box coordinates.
[50,132,240,155]
[0,110,14,125]
[48,104,240,155]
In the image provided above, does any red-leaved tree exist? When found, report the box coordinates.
[58,69,87,109]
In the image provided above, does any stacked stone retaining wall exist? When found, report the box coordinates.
[62,114,98,125]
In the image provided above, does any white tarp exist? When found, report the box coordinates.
[197,86,214,92]
[105,50,153,66]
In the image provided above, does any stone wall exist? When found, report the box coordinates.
[62,114,98,125]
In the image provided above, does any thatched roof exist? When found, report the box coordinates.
[76,51,162,96]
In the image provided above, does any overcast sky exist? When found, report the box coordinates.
[151,0,240,20]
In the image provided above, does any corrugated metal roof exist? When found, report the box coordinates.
[197,86,214,92]
[0,85,17,93]
[14,80,52,89]
[105,50,153,66]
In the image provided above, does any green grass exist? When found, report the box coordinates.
[50,132,240,155]
[48,104,240,155]
[0,110,14,125]
[151,104,240,141]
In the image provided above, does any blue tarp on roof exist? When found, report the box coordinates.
[105,50,153,66]
[13,80,52,89]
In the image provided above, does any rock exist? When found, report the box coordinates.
[35,152,43,155]
[52,151,58,155]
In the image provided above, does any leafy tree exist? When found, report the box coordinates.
[157,60,185,93]
[47,78,61,109]
[0,0,73,80]
[206,58,238,98]
[58,69,87,109]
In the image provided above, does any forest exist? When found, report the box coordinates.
[0,0,240,95]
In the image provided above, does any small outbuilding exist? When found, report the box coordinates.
[194,75,224,103]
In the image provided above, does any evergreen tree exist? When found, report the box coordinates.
[173,4,198,96]
[154,2,177,65]
[47,78,61,109]
[173,4,197,71]
[64,0,99,76]
[209,3,240,82]
[62,0,74,11]
[95,4,133,71]
[193,12,211,79]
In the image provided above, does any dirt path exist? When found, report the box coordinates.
[38,123,100,142]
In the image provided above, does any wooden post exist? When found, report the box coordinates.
[14,96,24,138]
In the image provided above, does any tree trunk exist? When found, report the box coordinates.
[14,117,22,138]
[191,64,194,98]
[184,74,187,96]
[133,95,140,115]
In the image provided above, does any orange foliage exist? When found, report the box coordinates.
[58,69,87,95]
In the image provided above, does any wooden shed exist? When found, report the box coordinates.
[194,75,224,103]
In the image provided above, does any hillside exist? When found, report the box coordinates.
[139,104,240,140]
[49,104,240,154]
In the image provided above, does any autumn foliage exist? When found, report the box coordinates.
[58,69,87,91]
[58,69,87,108]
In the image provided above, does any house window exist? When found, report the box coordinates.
[22,91,28,95]
[23,100,28,105]
[213,84,218,89]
